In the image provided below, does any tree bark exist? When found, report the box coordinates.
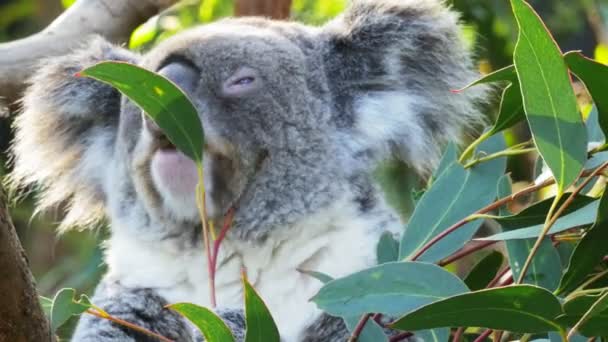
[235,0,292,19]
[0,0,179,106]
[0,186,52,342]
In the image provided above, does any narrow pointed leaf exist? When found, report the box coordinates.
[557,293,608,336]
[558,190,608,294]
[311,262,469,317]
[243,276,280,342]
[455,65,516,91]
[298,269,334,284]
[400,135,506,262]
[50,288,93,332]
[511,0,587,193]
[390,285,564,333]
[565,52,608,139]
[168,303,235,342]
[464,251,504,291]
[481,199,599,241]
[81,61,204,162]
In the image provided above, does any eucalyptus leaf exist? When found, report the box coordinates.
[50,288,93,332]
[243,277,280,342]
[311,262,469,317]
[390,285,564,333]
[344,316,388,342]
[464,251,504,291]
[511,0,587,193]
[81,61,204,163]
[168,303,235,342]
[481,199,599,241]
[376,232,399,264]
[400,134,506,262]
[557,293,608,337]
[565,52,608,139]
[557,190,608,294]
[506,237,562,291]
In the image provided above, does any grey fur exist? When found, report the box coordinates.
[9,1,485,340]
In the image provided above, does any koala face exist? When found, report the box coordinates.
[12,0,486,242]
[116,20,342,237]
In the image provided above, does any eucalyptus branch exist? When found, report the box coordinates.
[459,131,492,164]
[517,161,608,284]
[473,329,493,342]
[196,166,216,307]
[347,313,373,342]
[464,148,536,169]
[85,309,174,342]
[438,240,498,267]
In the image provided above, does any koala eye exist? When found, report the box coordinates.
[222,67,261,96]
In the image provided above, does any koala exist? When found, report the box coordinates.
[9,0,485,341]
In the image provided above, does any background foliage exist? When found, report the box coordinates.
[1,0,608,340]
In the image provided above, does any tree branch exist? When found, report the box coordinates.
[0,0,179,106]
[0,186,51,341]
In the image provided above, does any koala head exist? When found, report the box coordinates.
[10,0,486,242]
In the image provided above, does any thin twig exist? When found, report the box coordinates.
[348,313,372,342]
[438,240,498,266]
[209,208,235,293]
[487,267,512,288]
[389,331,414,342]
[473,329,493,342]
[452,327,465,342]
[464,148,536,169]
[517,161,608,284]
[86,309,174,342]
[196,166,215,307]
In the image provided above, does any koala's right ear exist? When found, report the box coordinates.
[8,36,139,231]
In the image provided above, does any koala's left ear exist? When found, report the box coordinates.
[321,0,487,173]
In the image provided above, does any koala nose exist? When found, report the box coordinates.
[145,59,200,139]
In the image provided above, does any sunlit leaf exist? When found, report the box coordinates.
[311,262,469,317]
[511,0,587,193]
[81,61,204,163]
[390,285,564,333]
[168,303,235,342]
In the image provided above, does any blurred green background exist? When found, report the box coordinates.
[0,0,606,338]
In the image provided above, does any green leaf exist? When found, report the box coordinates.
[565,52,608,140]
[497,174,513,216]
[506,237,562,291]
[376,232,399,264]
[344,316,388,342]
[243,276,280,342]
[168,303,235,342]
[39,296,53,317]
[298,269,334,284]
[50,288,93,332]
[557,293,608,337]
[433,143,458,181]
[481,199,599,241]
[81,61,204,163]
[311,262,469,317]
[490,81,525,135]
[570,291,608,337]
[400,134,506,262]
[557,190,608,294]
[495,195,596,229]
[511,0,587,194]
[464,251,504,291]
[414,329,449,342]
[549,331,587,342]
[585,106,605,143]
[390,285,564,334]
[456,65,516,90]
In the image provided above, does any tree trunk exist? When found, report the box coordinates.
[235,0,292,19]
[0,187,52,342]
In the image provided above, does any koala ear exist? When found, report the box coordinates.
[8,37,139,230]
[322,0,487,173]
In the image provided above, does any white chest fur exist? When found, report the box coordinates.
[104,197,397,341]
